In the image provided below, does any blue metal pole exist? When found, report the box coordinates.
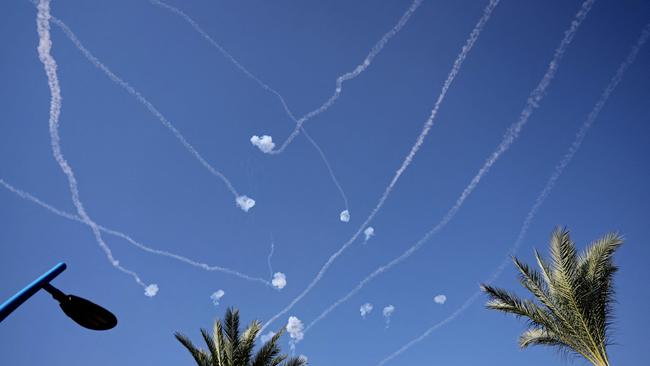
[0,262,67,323]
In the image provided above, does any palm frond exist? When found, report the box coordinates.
[534,249,555,293]
[175,332,210,366]
[200,328,217,365]
[513,256,555,311]
[578,232,622,356]
[284,356,308,366]
[224,307,241,348]
[221,308,240,364]
[483,228,623,366]
[252,329,286,366]
[519,328,564,349]
[481,284,554,330]
[549,228,581,299]
[213,320,229,366]
[232,320,260,366]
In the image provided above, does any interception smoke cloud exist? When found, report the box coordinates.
[299,0,593,338]
[363,227,375,242]
[382,305,395,327]
[149,0,350,216]
[262,0,500,336]
[433,295,447,305]
[145,284,159,297]
[0,179,273,287]
[236,195,256,212]
[286,316,305,351]
[35,0,153,295]
[340,210,351,223]
[48,16,253,212]
[272,272,287,290]
[210,289,226,306]
[360,303,374,318]
[376,12,649,366]
[250,135,275,153]
[266,0,425,154]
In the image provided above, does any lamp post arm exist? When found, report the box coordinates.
[0,262,67,323]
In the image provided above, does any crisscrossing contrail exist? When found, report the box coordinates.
[300,0,595,339]
[376,20,649,366]
[260,0,501,335]
[149,0,350,217]
[35,0,155,295]
[49,15,255,213]
[0,178,273,287]
[256,0,425,154]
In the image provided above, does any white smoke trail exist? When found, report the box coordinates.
[47,16,254,212]
[300,0,594,337]
[376,20,650,366]
[267,238,275,279]
[0,178,273,287]
[269,0,425,154]
[260,0,500,334]
[149,0,350,213]
[35,0,153,294]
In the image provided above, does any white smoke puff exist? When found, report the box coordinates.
[260,331,276,343]
[360,303,373,318]
[383,305,395,327]
[339,210,350,222]
[144,284,159,297]
[298,355,308,363]
[363,227,375,241]
[272,272,287,289]
[236,195,256,212]
[433,294,447,304]
[210,289,225,306]
[382,305,395,318]
[286,316,304,343]
[250,135,275,153]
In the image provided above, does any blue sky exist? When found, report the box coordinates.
[1,0,649,365]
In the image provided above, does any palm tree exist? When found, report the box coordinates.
[175,307,307,366]
[481,228,622,366]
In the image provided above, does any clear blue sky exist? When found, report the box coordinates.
[1,0,649,365]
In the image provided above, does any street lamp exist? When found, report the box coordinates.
[0,262,117,330]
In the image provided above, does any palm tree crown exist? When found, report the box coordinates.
[481,228,622,366]
[175,307,307,366]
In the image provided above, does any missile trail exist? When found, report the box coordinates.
[300,0,595,338]
[49,16,254,212]
[375,16,649,366]
[36,0,153,294]
[260,0,501,334]
[149,0,350,214]
[0,178,273,287]
[269,0,425,154]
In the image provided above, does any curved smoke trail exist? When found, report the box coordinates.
[149,0,349,213]
[376,18,649,366]
[35,0,154,294]
[48,16,255,212]
[267,237,276,279]
[0,179,273,287]
[260,0,501,334]
[268,0,425,154]
[300,0,595,338]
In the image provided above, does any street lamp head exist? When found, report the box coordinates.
[43,283,117,331]
[0,263,118,331]
[59,294,118,331]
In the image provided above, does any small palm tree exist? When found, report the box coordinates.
[481,228,622,366]
[175,307,307,366]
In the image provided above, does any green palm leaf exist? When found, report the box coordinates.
[482,228,622,366]
[176,308,295,366]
